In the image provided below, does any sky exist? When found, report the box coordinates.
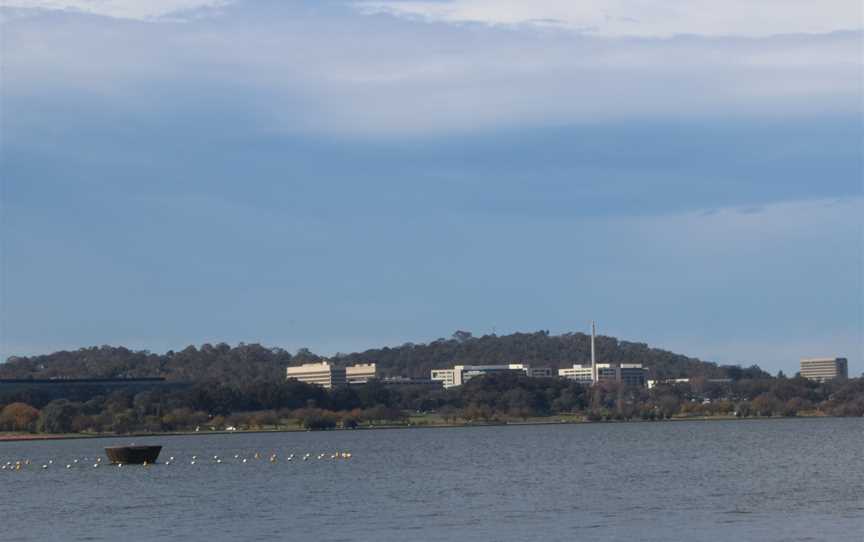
[1,0,862,375]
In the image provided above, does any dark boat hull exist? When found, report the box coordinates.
[105,445,162,464]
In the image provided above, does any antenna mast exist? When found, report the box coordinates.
[591,320,598,383]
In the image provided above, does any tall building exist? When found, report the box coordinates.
[346,363,377,384]
[430,363,552,389]
[558,364,594,384]
[559,363,647,387]
[799,357,848,382]
[286,361,346,389]
[286,362,379,388]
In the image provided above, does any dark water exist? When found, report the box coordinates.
[1,418,862,542]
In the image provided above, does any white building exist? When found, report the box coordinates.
[346,363,377,384]
[800,357,848,382]
[559,363,648,387]
[558,364,594,384]
[430,363,552,389]
[286,361,346,389]
[286,362,379,388]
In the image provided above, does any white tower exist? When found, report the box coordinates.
[590,320,598,383]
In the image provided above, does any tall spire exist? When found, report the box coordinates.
[591,320,597,383]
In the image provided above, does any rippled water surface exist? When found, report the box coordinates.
[2,418,862,541]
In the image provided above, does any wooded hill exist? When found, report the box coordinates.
[0,330,765,383]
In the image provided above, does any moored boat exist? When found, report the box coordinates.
[105,445,162,464]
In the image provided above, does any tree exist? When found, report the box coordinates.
[0,402,40,432]
[36,400,82,433]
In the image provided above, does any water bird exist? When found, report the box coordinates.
[191,461,196,465]
[41,464,48,469]
[66,465,71,469]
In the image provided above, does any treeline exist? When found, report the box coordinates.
[2,372,862,435]
[0,331,758,383]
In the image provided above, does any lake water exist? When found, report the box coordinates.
[2,418,862,541]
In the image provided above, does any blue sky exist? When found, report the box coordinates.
[1,0,862,375]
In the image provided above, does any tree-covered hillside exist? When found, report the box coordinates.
[0,330,758,382]
[335,330,747,379]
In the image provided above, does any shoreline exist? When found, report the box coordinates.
[0,413,847,443]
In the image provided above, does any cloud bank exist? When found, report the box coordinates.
[357,0,862,38]
[3,2,861,137]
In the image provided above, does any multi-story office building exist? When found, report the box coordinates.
[799,357,848,382]
[346,363,377,384]
[430,363,552,389]
[286,362,381,388]
[618,364,648,387]
[559,363,647,387]
[286,361,346,389]
[558,364,594,384]
[287,362,380,388]
[528,367,554,378]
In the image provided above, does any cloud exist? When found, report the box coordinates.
[3,0,232,21]
[356,0,862,38]
[2,2,862,137]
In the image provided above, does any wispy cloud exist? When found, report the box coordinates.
[3,0,232,21]
[356,0,862,38]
